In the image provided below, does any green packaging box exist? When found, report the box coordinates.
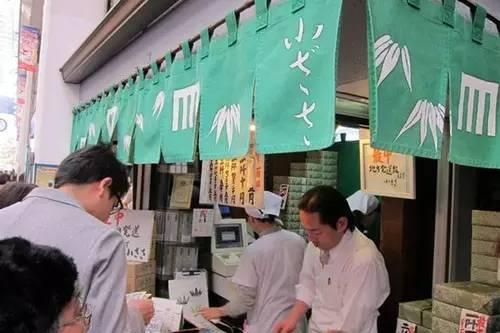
[417,326,431,333]
[422,309,432,329]
[290,163,323,172]
[433,299,500,332]
[471,268,500,287]
[473,210,500,228]
[473,225,500,242]
[432,316,458,333]
[472,240,500,257]
[472,254,498,272]
[306,151,338,160]
[434,282,500,315]
[398,299,432,325]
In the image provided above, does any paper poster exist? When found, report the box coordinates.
[200,147,264,208]
[279,184,289,209]
[192,209,215,237]
[459,309,489,333]
[396,319,416,333]
[34,164,58,188]
[145,298,183,333]
[168,276,209,313]
[107,210,155,262]
[169,174,195,209]
[359,139,416,199]
[19,26,40,72]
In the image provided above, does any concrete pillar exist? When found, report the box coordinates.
[34,0,106,165]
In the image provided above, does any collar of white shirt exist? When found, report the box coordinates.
[326,229,354,265]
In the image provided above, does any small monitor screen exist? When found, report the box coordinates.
[215,224,243,249]
[218,205,231,218]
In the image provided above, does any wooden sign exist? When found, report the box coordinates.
[359,139,415,199]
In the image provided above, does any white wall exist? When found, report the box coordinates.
[80,0,252,101]
[34,0,106,165]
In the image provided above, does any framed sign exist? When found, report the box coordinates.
[34,164,58,188]
[359,139,415,199]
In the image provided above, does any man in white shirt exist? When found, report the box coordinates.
[200,191,307,333]
[274,186,390,333]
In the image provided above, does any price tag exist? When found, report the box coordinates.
[396,319,416,333]
[459,309,489,333]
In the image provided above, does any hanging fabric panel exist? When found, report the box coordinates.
[101,86,120,144]
[117,73,142,164]
[254,0,342,154]
[367,0,452,159]
[449,5,500,168]
[161,45,200,163]
[133,61,167,164]
[199,11,255,160]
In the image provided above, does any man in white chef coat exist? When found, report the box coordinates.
[200,191,307,333]
[274,186,390,333]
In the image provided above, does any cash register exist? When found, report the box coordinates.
[210,218,249,301]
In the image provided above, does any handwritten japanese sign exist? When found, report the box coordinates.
[279,184,289,209]
[359,139,415,199]
[200,147,264,208]
[396,319,416,333]
[192,209,215,237]
[168,276,209,313]
[107,210,155,262]
[459,309,489,333]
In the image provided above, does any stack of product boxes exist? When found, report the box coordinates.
[273,151,338,236]
[398,299,432,333]
[471,210,500,287]
[431,210,500,332]
[154,210,199,298]
[126,260,156,294]
[433,282,500,332]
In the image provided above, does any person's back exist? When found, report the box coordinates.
[0,145,151,333]
[234,229,306,333]
[0,188,130,332]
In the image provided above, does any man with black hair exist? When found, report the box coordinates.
[0,237,87,333]
[0,144,153,333]
[274,186,390,333]
[200,191,306,333]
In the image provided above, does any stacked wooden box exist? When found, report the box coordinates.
[273,151,338,236]
[433,281,500,332]
[127,260,156,295]
[398,299,432,333]
[471,210,500,287]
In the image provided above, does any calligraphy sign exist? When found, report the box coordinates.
[359,139,415,199]
[396,319,416,333]
[459,309,489,333]
[107,210,155,262]
[279,184,289,209]
[192,209,215,237]
[200,147,264,208]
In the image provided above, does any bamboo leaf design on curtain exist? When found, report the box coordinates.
[395,99,445,151]
[375,35,412,91]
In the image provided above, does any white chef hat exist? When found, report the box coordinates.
[245,191,283,222]
[347,190,380,215]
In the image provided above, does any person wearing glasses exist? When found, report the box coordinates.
[0,144,153,333]
[273,186,390,333]
[0,237,90,333]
